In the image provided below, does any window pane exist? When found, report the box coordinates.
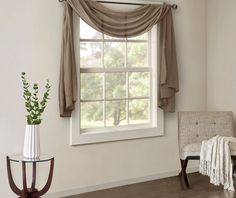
[106,100,126,127]
[81,102,103,129]
[81,73,103,100]
[128,33,148,40]
[127,43,148,67]
[129,72,149,97]
[80,19,102,39]
[129,99,150,124]
[104,42,125,68]
[106,73,126,99]
[80,42,102,68]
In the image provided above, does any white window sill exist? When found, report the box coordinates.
[70,125,164,145]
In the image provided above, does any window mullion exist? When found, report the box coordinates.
[126,73,129,126]
[148,32,153,125]
[80,39,147,43]
[80,67,150,73]
[81,97,150,102]
[102,34,106,127]
[125,38,129,125]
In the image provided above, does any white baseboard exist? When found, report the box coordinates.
[45,167,198,198]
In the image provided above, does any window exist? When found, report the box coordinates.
[80,19,150,131]
[71,4,163,145]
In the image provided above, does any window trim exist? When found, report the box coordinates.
[70,18,164,145]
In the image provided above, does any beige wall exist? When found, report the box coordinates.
[0,0,207,197]
[207,0,236,122]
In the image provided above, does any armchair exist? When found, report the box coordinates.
[178,111,236,187]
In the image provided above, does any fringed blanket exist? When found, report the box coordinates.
[199,136,236,191]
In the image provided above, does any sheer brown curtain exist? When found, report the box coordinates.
[59,0,179,117]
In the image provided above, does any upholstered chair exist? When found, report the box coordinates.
[178,111,236,187]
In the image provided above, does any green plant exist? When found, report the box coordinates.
[21,72,51,125]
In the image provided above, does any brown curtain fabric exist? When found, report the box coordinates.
[159,10,179,112]
[59,0,179,117]
[59,3,77,117]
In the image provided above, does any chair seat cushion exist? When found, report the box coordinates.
[180,142,236,160]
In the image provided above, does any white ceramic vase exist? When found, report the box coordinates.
[23,124,40,159]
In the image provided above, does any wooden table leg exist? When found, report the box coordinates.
[22,161,29,197]
[6,156,22,196]
[31,162,36,189]
[32,158,54,197]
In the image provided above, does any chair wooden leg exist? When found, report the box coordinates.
[178,160,183,177]
[233,159,236,174]
[179,159,190,188]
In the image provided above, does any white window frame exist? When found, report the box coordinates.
[70,13,164,146]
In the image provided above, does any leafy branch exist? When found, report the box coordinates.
[21,72,51,125]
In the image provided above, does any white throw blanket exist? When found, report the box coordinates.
[199,135,236,191]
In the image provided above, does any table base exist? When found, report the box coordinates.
[7,156,54,198]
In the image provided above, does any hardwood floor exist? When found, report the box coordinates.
[64,173,236,198]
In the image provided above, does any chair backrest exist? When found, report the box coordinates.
[178,111,234,152]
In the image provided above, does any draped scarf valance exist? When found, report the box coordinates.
[59,0,179,117]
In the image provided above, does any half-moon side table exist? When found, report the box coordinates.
[6,154,54,198]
